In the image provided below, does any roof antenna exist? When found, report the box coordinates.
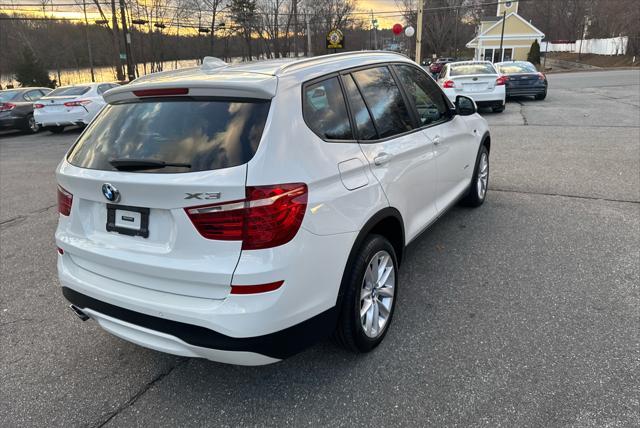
[202,57,227,70]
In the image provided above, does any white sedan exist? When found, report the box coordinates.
[34,82,119,133]
[437,61,506,113]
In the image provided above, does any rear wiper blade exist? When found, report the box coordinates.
[109,158,191,171]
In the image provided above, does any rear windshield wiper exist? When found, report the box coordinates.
[109,158,192,171]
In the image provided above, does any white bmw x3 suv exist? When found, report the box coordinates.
[56,52,490,365]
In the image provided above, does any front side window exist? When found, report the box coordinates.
[67,98,271,173]
[395,65,449,126]
[351,66,413,139]
[303,77,352,140]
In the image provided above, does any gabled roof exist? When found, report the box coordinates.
[467,12,545,47]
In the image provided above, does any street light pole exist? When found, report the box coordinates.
[415,0,424,63]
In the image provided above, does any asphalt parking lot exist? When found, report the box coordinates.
[1,69,638,427]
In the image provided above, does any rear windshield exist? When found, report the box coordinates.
[48,86,91,97]
[496,62,538,74]
[450,64,496,76]
[0,90,21,102]
[67,98,271,173]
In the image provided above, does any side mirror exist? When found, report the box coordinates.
[455,95,477,116]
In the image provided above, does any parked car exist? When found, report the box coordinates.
[34,82,119,133]
[429,57,455,75]
[0,87,52,133]
[437,61,506,113]
[56,52,491,365]
[495,61,548,100]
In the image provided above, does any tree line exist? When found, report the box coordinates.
[1,0,637,88]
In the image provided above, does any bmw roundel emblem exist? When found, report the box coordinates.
[102,183,120,203]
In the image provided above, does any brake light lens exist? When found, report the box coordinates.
[185,183,308,250]
[442,80,455,88]
[0,102,16,112]
[496,76,508,86]
[33,103,45,109]
[63,100,91,107]
[57,185,73,216]
[133,88,189,97]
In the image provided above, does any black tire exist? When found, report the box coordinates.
[48,126,65,134]
[334,234,398,353]
[21,114,40,134]
[461,144,490,207]
[535,91,547,100]
[492,105,505,113]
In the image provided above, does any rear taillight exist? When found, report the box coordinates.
[185,183,308,250]
[57,185,73,216]
[63,100,91,107]
[442,80,455,88]
[496,76,508,86]
[0,103,16,112]
[537,72,546,80]
[34,103,44,109]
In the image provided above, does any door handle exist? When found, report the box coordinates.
[432,135,442,145]
[373,152,391,166]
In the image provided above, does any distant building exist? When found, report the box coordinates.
[466,0,545,62]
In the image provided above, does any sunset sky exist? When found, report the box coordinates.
[1,0,408,29]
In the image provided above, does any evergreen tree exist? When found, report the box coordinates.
[527,40,541,65]
[14,49,55,88]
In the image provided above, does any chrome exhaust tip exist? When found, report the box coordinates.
[69,304,90,321]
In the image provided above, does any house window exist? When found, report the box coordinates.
[503,48,513,61]
[505,1,513,7]
[483,48,514,62]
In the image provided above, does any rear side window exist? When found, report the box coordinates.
[342,75,377,140]
[449,64,497,76]
[67,99,271,173]
[351,66,413,139]
[394,65,449,126]
[303,77,352,140]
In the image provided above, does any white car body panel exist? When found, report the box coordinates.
[439,61,506,106]
[35,83,115,127]
[55,52,490,365]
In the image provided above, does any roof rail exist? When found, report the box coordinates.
[275,50,410,75]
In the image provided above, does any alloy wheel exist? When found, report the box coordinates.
[476,152,488,200]
[29,116,39,133]
[360,250,395,338]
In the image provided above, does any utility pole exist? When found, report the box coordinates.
[292,0,298,57]
[110,0,124,80]
[306,12,312,56]
[498,10,506,62]
[453,5,459,59]
[82,0,95,82]
[415,0,424,64]
[119,0,135,81]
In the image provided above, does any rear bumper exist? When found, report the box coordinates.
[57,227,357,363]
[35,110,93,127]
[506,86,546,97]
[443,87,506,104]
[0,116,24,130]
[62,286,337,364]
